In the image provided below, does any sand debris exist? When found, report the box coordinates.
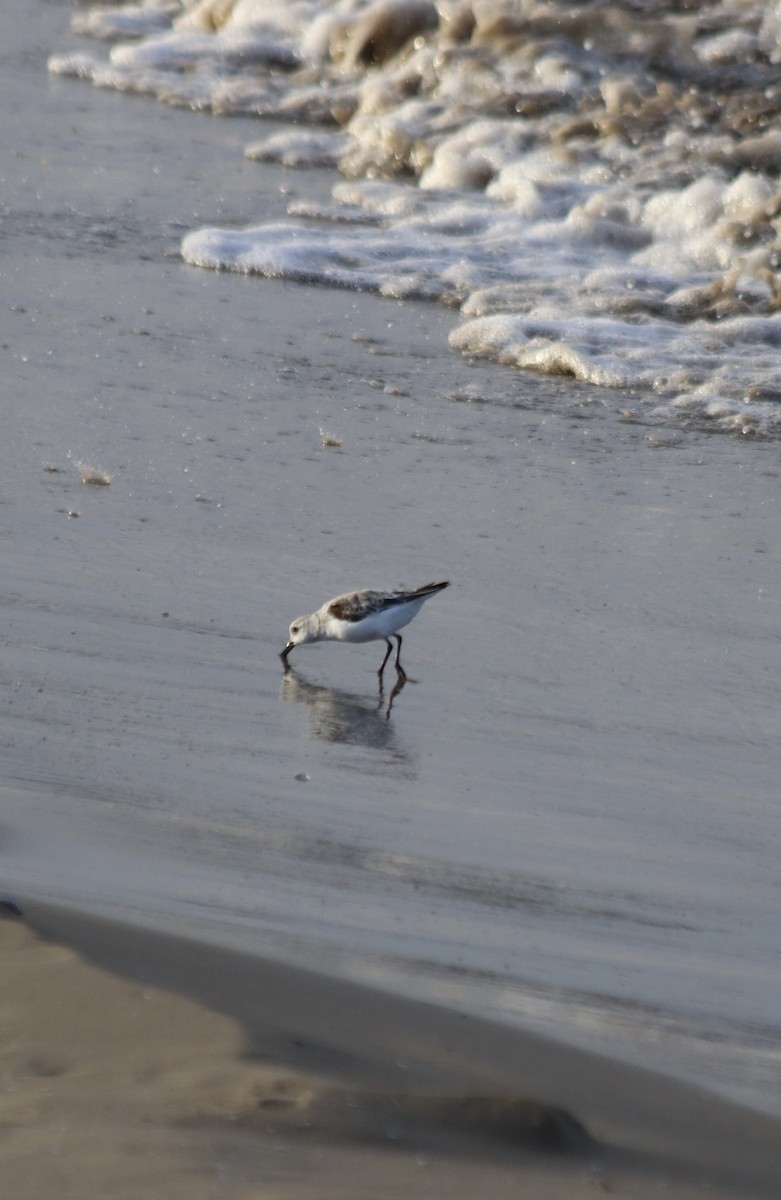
[74,460,113,486]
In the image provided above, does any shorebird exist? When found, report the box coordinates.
[280,581,450,679]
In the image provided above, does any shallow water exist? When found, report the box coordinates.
[2,0,781,1119]
[51,0,781,435]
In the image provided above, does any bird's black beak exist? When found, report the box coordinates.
[280,642,294,665]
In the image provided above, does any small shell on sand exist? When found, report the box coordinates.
[320,429,343,448]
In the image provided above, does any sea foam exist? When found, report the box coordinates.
[52,0,781,434]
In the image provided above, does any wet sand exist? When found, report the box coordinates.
[3,0,781,1188]
[4,901,781,1200]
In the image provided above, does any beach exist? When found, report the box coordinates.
[4,901,781,1199]
[2,0,781,1193]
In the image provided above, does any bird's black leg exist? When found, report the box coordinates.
[378,638,394,680]
[393,634,406,678]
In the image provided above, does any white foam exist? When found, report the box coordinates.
[109,30,218,68]
[245,130,347,168]
[72,2,180,41]
[52,0,781,434]
[695,28,758,66]
[722,170,774,220]
[182,222,384,289]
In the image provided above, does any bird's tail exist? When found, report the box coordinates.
[411,581,450,598]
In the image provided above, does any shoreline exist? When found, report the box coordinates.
[3,899,779,1199]
[3,0,781,1177]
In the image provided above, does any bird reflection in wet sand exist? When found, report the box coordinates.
[281,668,409,742]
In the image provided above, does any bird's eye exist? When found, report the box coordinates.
[292,624,300,634]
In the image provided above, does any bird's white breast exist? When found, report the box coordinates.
[326,598,425,643]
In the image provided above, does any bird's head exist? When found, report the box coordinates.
[280,614,317,662]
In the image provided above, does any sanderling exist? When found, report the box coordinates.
[280,581,450,679]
